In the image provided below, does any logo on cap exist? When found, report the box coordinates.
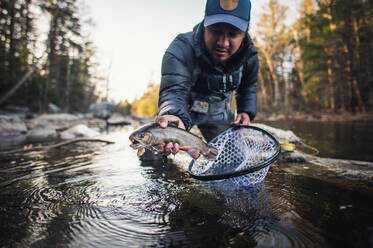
[220,0,239,11]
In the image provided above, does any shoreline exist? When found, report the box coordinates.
[255,111,373,122]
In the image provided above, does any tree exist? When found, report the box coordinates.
[298,0,373,113]
[131,82,160,117]
[0,0,100,113]
[0,0,37,107]
[254,0,291,112]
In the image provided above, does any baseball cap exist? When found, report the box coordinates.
[204,0,251,32]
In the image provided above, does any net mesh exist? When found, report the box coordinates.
[189,126,280,186]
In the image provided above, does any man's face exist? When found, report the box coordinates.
[204,23,246,62]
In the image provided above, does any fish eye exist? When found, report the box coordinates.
[138,132,151,141]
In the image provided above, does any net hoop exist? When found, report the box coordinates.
[188,125,280,181]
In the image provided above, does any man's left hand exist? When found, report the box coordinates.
[231,112,251,125]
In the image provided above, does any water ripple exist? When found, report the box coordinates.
[0,126,372,247]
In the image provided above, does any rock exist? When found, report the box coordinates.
[251,123,302,143]
[0,115,27,136]
[305,154,373,181]
[0,135,27,150]
[48,103,61,113]
[26,113,81,130]
[60,124,100,140]
[84,117,107,130]
[4,105,30,114]
[279,150,308,163]
[0,105,33,119]
[133,115,153,124]
[107,113,140,125]
[26,127,58,143]
[88,101,116,119]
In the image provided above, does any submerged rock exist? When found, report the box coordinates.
[0,135,27,150]
[60,124,100,140]
[305,154,373,182]
[26,127,58,143]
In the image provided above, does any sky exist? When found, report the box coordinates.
[87,0,296,103]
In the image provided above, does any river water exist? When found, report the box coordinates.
[0,121,372,247]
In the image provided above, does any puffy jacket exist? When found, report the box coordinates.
[158,22,258,129]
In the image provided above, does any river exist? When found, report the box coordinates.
[0,120,372,247]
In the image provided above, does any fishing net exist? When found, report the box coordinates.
[188,125,280,186]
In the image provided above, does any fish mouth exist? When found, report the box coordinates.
[129,137,142,149]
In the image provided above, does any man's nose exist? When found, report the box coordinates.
[217,33,230,47]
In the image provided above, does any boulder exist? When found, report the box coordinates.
[107,113,140,125]
[60,124,100,140]
[132,115,153,124]
[4,105,30,114]
[84,116,107,130]
[48,103,61,113]
[251,123,302,143]
[88,101,115,119]
[0,115,27,136]
[0,135,27,150]
[26,113,81,130]
[26,127,58,143]
[279,150,308,163]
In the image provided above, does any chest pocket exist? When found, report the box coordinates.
[190,65,244,126]
[190,93,234,126]
[193,65,244,95]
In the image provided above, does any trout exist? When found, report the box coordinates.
[129,123,218,160]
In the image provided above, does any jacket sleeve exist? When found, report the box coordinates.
[236,52,259,121]
[157,35,194,129]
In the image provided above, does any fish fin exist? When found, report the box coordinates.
[187,149,201,160]
[151,144,164,153]
[206,145,218,160]
[137,148,146,157]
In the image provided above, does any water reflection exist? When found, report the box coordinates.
[0,145,100,247]
[0,124,372,247]
[263,120,373,162]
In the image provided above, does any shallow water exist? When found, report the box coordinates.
[0,122,372,247]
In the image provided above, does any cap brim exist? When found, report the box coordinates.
[204,14,248,31]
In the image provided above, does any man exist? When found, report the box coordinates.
[146,0,258,160]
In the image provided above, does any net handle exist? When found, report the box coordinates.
[188,125,281,181]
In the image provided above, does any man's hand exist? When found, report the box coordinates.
[156,115,200,159]
[157,115,185,130]
[231,112,251,125]
[156,115,184,155]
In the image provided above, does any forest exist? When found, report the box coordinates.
[0,0,98,113]
[1,0,372,117]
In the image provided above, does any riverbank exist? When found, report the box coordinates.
[1,103,372,153]
[255,111,373,122]
[0,102,153,151]
[1,106,373,183]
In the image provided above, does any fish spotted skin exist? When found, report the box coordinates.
[129,123,218,160]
